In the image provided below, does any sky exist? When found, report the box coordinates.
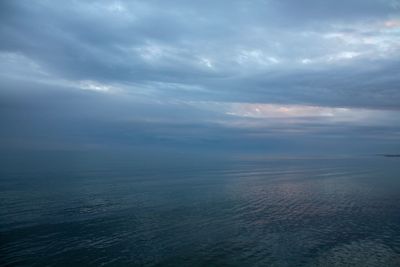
[1,0,400,155]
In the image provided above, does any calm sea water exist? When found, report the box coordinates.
[1,152,400,266]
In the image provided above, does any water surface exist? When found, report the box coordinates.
[1,153,400,266]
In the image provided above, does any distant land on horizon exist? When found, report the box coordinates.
[381,154,400,158]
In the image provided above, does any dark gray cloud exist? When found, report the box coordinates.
[1,0,400,154]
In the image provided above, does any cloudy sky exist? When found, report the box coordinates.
[1,0,400,155]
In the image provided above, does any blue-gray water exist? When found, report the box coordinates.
[1,152,400,266]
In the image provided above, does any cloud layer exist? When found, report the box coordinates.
[1,0,400,154]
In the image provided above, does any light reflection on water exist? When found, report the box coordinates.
[1,154,400,266]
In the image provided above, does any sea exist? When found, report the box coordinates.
[1,151,400,266]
